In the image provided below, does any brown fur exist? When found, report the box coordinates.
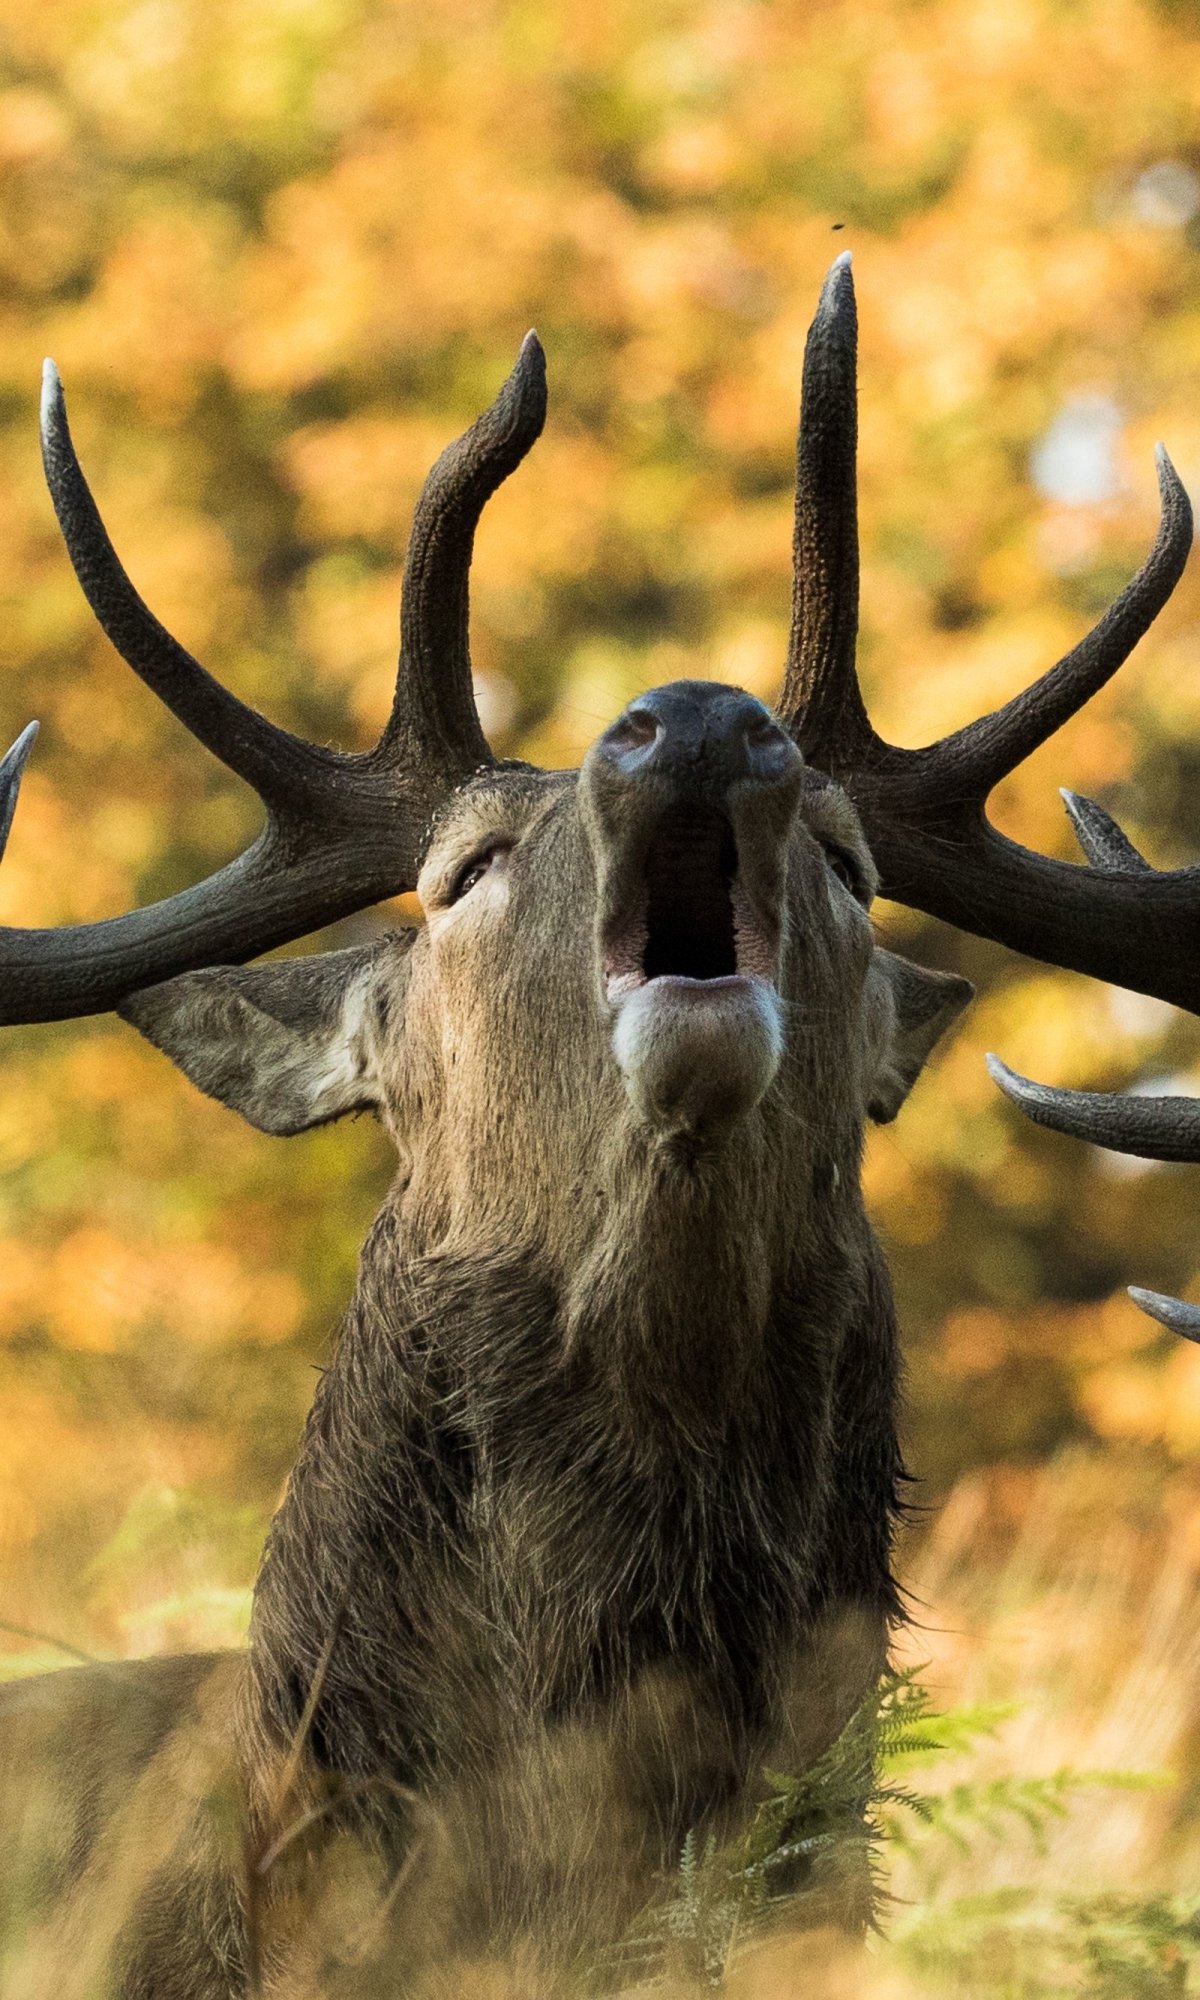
[0,698,970,1995]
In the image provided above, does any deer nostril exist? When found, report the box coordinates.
[746,716,782,748]
[606,710,660,757]
[742,712,795,775]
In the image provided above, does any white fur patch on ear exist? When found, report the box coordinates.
[868,949,973,1125]
[119,941,400,1136]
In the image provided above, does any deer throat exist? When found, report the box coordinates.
[561,1128,778,1431]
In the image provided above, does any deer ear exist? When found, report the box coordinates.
[867,949,973,1125]
[118,940,402,1136]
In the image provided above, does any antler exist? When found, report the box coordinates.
[0,334,546,1023]
[781,258,1200,1338]
[988,1050,1200,1341]
[779,255,1200,1013]
[987,1050,1200,1162]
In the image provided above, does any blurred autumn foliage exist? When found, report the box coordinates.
[3,0,1200,1659]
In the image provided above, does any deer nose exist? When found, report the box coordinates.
[597,681,799,798]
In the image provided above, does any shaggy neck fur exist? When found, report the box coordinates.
[244,1141,905,1885]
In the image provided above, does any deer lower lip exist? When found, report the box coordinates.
[603,803,779,1003]
[610,968,785,1131]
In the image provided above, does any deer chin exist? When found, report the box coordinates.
[611,974,783,1136]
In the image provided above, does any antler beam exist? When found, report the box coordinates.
[781,255,1200,1014]
[0,335,546,1023]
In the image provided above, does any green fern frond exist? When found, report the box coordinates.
[597,1667,1177,1994]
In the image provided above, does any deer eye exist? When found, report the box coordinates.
[822,843,867,903]
[448,843,508,904]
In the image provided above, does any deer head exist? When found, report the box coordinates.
[0,260,985,1411]
[0,250,1193,1399]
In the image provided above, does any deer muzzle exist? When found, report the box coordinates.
[580,679,803,1136]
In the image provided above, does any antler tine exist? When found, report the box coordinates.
[0,721,37,863]
[920,446,1192,800]
[1060,789,1152,872]
[40,364,330,819]
[987,1054,1200,1161]
[776,269,1189,791]
[378,330,547,786]
[778,253,876,772]
[990,1053,1200,1346]
[1129,1287,1200,1341]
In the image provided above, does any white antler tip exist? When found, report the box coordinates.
[1153,441,1183,486]
[1129,1285,1200,1342]
[40,358,62,425]
[817,250,855,319]
[2,717,38,766]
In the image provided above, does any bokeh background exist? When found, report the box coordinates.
[3,0,1200,1961]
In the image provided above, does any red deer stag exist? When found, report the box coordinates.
[0,253,1192,1997]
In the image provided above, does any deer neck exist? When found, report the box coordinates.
[245,1135,884,1796]
[396,1084,867,1439]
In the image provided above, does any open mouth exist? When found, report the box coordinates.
[604,803,778,1002]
